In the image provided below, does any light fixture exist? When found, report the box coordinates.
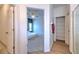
[31,12,35,19]
[31,15,35,19]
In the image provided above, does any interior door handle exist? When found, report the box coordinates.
[5,32,8,34]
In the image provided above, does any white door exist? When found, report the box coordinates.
[56,17,65,41]
[0,5,14,53]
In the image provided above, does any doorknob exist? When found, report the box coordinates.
[5,32,8,34]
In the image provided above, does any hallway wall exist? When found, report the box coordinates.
[49,5,54,50]
[14,5,27,54]
[54,6,66,17]
[53,5,70,45]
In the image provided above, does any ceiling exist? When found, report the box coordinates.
[27,7,44,18]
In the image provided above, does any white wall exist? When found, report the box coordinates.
[54,6,66,17]
[49,5,54,49]
[15,5,27,54]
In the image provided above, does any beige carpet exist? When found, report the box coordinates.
[28,40,71,54]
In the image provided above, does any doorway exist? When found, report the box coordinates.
[56,16,65,41]
[27,7,44,53]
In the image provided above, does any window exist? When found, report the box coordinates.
[28,18,33,32]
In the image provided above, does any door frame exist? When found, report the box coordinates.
[72,5,79,53]
[9,5,15,54]
[12,5,15,54]
[27,7,45,53]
